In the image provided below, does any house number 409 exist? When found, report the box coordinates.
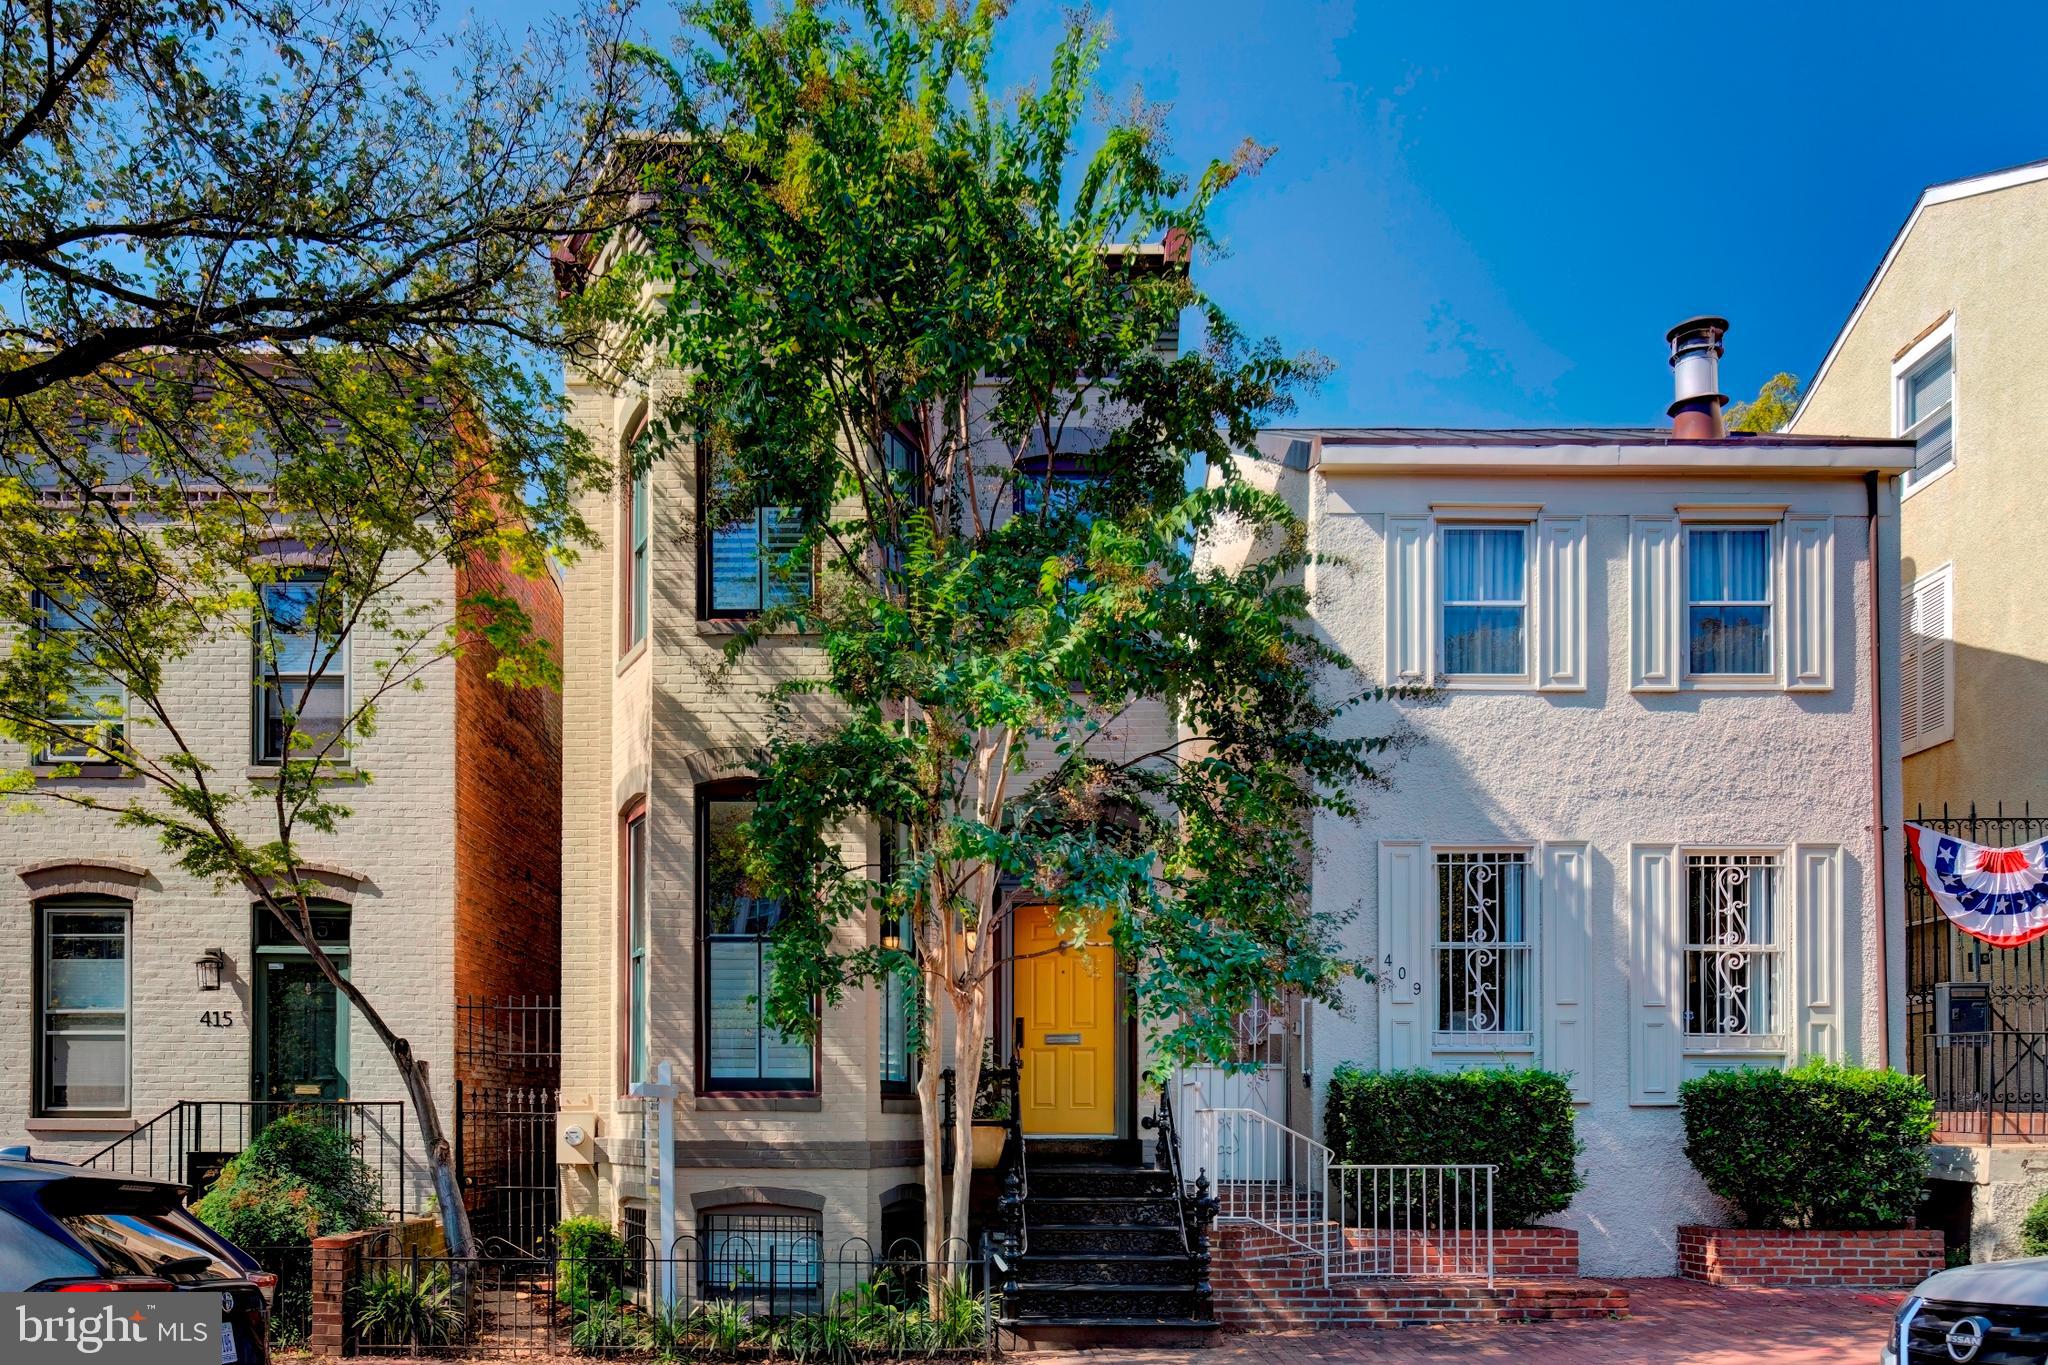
[198,1010,235,1028]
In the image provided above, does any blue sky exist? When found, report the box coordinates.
[512,1,2048,428]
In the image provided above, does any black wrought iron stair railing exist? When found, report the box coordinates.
[1141,1080,1217,1316]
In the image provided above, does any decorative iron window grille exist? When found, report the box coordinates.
[700,1211,822,1297]
[1434,851,1531,1035]
[1685,853,1782,1037]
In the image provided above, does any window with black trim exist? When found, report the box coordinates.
[626,809,649,1087]
[878,821,915,1092]
[701,784,815,1090]
[32,588,125,762]
[253,572,347,763]
[699,449,811,618]
[37,897,130,1115]
[701,1208,821,1299]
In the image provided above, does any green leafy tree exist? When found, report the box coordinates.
[1727,372,1802,433]
[588,0,1402,1271]
[0,0,641,1277]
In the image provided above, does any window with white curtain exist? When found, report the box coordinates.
[1433,850,1531,1036]
[1686,526,1773,676]
[1684,853,1782,1039]
[1897,338,1954,495]
[701,786,814,1090]
[1440,525,1528,677]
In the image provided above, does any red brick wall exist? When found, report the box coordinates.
[1676,1225,1943,1290]
[451,549,564,1087]
[1211,1223,1623,1328]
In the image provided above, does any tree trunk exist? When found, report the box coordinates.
[947,981,987,1273]
[915,972,946,1309]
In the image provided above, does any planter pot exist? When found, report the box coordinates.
[1677,1224,1943,1289]
[971,1123,1009,1170]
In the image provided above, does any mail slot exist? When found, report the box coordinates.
[1043,1033,1083,1046]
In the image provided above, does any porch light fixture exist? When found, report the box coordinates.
[881,917,902,953]
[195,947,228,992]
[962,923,979,957]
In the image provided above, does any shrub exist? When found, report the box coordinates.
[568,1295,646,1354]
[192,1113,382,1341]
[2021,1192,2048,1258]
[1679,1061,1933,1230]
[1323,1065,1584,1228]
[554,1216,629,1308]
[353,1266,468,1349]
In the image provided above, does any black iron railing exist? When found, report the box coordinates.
[80,1099,410,1215]
[1922,1030,2048,1145]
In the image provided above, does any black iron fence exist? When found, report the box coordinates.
[1922,1030,2048,1144]
[348,1237,994,1358]
[79,1099,411,1216]
[455,1084,559,1253]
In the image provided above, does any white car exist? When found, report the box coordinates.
[1887,1258,2048,1363]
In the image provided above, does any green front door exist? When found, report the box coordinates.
[257,959,347,1102]
[252,905,351,1103]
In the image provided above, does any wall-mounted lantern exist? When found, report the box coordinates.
[195,947,228,992]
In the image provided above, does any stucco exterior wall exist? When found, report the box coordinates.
[0,554,462,1205]
[1299,464,1898,1277]
[1791,174,2048,812]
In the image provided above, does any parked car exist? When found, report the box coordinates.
[0,1148,273,1364]
[1888,1258,2048,1364]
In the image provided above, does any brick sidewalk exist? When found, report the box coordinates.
[354,1278,1902,1364]
[1034,1280,1901,1363]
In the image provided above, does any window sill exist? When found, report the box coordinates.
[1681,676,1783,693]
[1683,1037,1787,1056]
[881,1093,920,1116]
[694,619,815,639]
[246,764,362,783]
[1900,460,1955,502]
[695,1094,822,1113]
[31,764,139,783]
[26,1116,138,1134]
[615,638,649,677]
[1439,677,1537,693]
[1430,1034,1536,1053]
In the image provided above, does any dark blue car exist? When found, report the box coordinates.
[0,1150,273,1364]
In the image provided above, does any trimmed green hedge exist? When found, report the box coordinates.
[1323,1065,1584,1228]
[1679,1061,1933,1230]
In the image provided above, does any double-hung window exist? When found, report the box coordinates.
[626,810,649,1088]
[1683,853,1782,1040]
[38,898,130,1115]
[1441,526,1528,678]
[1897,335,1955,495]
[701,786,814,1090]
[627,464,651,649]
[254,574,347,763]
[1434,850,1531,1037]
[700,451,811,619]
[33,589,124,762]
[1686,526,1772,677]
[878,821,915,1091]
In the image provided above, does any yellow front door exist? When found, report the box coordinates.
[1015,906,1118,1136]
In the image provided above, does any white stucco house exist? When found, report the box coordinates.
[1222,320,1918,1276]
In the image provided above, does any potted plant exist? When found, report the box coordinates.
[971,1043,1012,1169]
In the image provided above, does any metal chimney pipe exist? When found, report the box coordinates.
[1667,316,1730,439]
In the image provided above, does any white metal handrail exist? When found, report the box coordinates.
[1194,1106,1333,1261]
[1329,1162,1494,1285]
[1195,1105,1496,1286]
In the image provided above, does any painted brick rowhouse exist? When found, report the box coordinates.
[1676,1225,1944,1290]
[1,545,563,1208]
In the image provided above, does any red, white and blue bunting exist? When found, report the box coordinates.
[1906,824,2048,948]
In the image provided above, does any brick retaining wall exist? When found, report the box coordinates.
[310,1217,448,1358]
[1676,1225,1942,1290]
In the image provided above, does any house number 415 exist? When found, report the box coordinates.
[198,1010,235,1028]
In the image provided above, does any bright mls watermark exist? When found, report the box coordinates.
[2,1294,219,1364]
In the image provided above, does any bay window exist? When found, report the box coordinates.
[700,785,814,1090]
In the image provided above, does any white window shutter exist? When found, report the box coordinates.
[1629,517,1680,691]
[1377,840,1429,1069]
[1793,844,1845,1064]
[1783,515,1834,691]
[1385,517,1435,685]
[1540,841,1594,1102]
[1629,843,1683,1105]
[1536,517,1587,691]
[1902,566,1955,755]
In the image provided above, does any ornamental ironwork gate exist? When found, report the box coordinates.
[455,996,561,1251]
[1907,804,2048,1142]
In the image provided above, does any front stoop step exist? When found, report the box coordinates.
[1212,1275,1630,1329]
[998,1319,1218,1351]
